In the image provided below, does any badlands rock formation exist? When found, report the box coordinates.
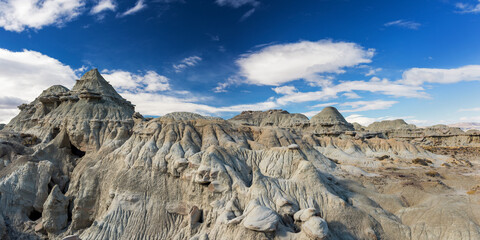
[0,69,479,240]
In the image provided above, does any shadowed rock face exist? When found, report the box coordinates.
[0,70,480,240]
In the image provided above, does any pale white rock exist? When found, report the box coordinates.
[302,216,329,240]
[294,208,319,222]
[287,144,300,150]
[243,205,280,232]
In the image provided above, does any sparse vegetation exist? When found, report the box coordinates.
[412,158,432,166]
[425,170,440,177]
[376,155,390,161]
[20,133,39,147]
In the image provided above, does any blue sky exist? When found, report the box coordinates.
[1,0,480,125]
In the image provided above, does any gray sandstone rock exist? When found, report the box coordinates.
[42,185,69,233]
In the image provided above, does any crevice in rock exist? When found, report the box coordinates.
[51,127,60,140]
[28,209,42,221]
[70,143,85,158]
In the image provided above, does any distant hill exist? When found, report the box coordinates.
[448,122,480,131]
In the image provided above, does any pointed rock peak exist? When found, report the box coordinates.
[72,69,122,99]
[311,106,348,124]
[80,68,104,81]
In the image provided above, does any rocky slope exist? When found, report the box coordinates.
[0,69,479,240]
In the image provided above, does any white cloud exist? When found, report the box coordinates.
[215,0,259,8]
[275,78,426,105]
[91,0,116,15]
[272,86,297,95]
[400,65,480,86]
[236,40,375,86]
[345,114,421,126]
[240,8,255,21]
[0,0,85,32]
[119,0,146,17]
[101,70,170,92]
[365,67,382,76]
[340,100,398,113]
[121,92,277,117]
[345,114,378,126]
[456,1,480,13]
[384,20,421,30]
[0,48,77,123]
[460,116,480,122]
[342,92,361,99]
[310,102,338,108]
[173,56,202,73]
[459,107,480,112]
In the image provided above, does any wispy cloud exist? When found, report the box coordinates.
[340,100,398,113]
[345,114,425,126]
[173,56,202,73]
[240,8,256,21]
[215,0,260,20]
[0,0,85,32]
[215,0,259,8]
[384,19,421,30]
[459,107,480,112]
[272,86,297,95]
[399,65,480,85]
[91,0,117,15]
[456,1,480,13]
[119,0,147,17]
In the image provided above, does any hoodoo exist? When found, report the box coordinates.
[310,106,354,133]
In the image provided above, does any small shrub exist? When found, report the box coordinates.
[412,158,432,166]
[376,155,389,161]
[425,170,439,177]
[467,190,476,195]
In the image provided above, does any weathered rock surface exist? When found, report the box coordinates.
[230,109,309,127]
[42,185,69,234]
[0,69,479,240]
[310,107,354,133]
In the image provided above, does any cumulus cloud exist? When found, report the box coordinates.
[173,56,202,73]
[0,0,85,32]
[91,0,117,15]
[101,70,170,92]
[0,48,77,123]
[456,1,480,13]
[384,20,421,30]
[119,0,146,17]
[400,65,480,86]
[340,100,398,113]
[236,40,375,86]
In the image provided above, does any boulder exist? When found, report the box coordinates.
[243,205,280,232]
[302,216,329,240]
[42,185,69,233]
